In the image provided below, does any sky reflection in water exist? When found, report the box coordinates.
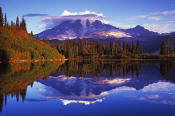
[1,61,175,116]
[31,75,175,106]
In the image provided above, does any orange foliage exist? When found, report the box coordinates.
[9,48,28,60]
[10,63,29,75]
[35,39,44,45]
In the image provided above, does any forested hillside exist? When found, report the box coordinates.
[0,7,65,62]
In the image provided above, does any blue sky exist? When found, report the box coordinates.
[1,0,175,34]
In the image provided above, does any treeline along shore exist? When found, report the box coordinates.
[54,38,175,60]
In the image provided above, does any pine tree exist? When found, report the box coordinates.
[0,7,3,27]
[136,40,141,54]
[166,37,174,55]
[109,40,113,55]
[20,17,26,30]
[104,42,110,55]
[131,40,136,53]
[4,13,7,26]
[123,41,128,54]
[160,41,167,55]
[16,16,19,27]
[96,39,103,55]
[31,31,33,37]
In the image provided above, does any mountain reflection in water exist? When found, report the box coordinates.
[0,60,175,114]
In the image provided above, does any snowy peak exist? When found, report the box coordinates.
[36,19,126,40]
[81,30,131,39]
[35,20,159,40]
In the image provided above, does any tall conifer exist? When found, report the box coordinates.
[4,13,7,26]
[16,16,19,27]
[20,17,26,30]
[0,7,3,27]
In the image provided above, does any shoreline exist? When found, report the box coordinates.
[0,58,67,64]
[0,57,174,64]
[68,57,175,61]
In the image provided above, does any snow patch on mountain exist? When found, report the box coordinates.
[36,18,160,40]
[36,19,132,40]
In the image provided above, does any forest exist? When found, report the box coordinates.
[0,7,65,63]
[55,38,175,60]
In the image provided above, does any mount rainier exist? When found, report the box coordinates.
[35,19,159,40]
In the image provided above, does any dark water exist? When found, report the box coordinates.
[0,60,175,116]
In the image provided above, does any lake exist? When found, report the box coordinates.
[0,60,175,116]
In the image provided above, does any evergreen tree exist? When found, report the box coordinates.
[0,7,3,27]
[20,17,26,30]
[104,42,110,55]
[109,40,113,55]
[131,40,136,53]
[136,40,141,54]
[117,41,122,54]
[160,41,167,55]
[123,41,128,54]
[16,16,19,27]
[166,37,174,55]
[30,31,33,37]
[115,41,118,54]
[96,39,103,55]
[4,13,7,26]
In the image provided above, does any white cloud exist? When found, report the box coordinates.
[138,15,148,19]
[138,15,160,21]
[41,10,109,29]
[142,23,173,33]
[136,9,175,22]
[140,9,175,17]
[60,99,103,105]
[61,10,104,17]
[162,10,175,15]
[112,86,136,92]
[141,82,175,92]
[147,16,160,21]
[146,95,160,99]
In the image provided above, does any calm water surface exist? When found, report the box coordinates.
[0,60,175,116]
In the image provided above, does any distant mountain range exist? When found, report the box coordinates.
[38,64,175,105]
[35,19,160,40]
[35,19,175,53]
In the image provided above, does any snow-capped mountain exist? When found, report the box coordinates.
[35,19,165,53]
[35,19,147,40]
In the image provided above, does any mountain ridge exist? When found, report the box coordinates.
[35,19,160,40]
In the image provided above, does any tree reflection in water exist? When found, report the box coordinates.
[0,60,174,112]
[0,61,64,112]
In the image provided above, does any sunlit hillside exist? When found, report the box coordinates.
[0,26,65,62]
